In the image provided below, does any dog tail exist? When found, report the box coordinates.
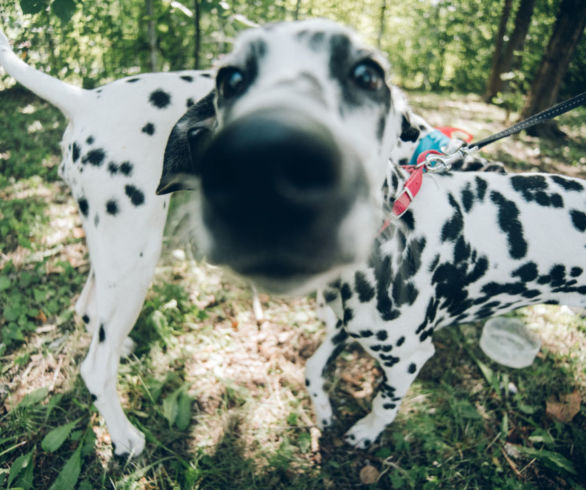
[1,29,87,120]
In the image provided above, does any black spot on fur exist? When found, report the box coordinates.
[441,194,463,242]
[127,77,140,83]
[99,324,105,342]
[354,271,375,302]
[408,363,416,374]
[343,308,354,323]
[551,175,584,192]
[490,191,527,259]
[396,336,405,346]
[82,314,90,324]
[512,262,538,282]
[106,199,119,216]
[475,177,487,201]
[511,175,564,208]
[180,75,194,82]
[570,267,583,277]
[72,142,80,162]
[186,98,195,107]
[461,184,474,213]
[94,214,100,227]
[149,89,171,108]
[570,209,586,232]
[400,115,420,142]
[90,394,97,402]
[78,198,89,217]
[305,378,310,386]
[119,162,133,176]
[86,136,94,145]
[359,330,373,338]
[82,148,106,167]
[341,283,353,301]
[125,185,145,206]
[142,122,155,135]
[401,210,415,230]
[108,162,119,175]
[376,330,388,341]
[324,289,338,303]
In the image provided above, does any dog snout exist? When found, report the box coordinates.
[199,108,367,286]
[202,109,347,229]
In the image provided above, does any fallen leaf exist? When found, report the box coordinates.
[546,391,581,423]
[359,465,379,484]
[37,310,47,323]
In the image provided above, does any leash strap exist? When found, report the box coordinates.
[472,90,586,149]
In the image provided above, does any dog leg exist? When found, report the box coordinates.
[344,338,435,448]
[305,291,345,428]
[76,268,97,332]
[80,204,167,456]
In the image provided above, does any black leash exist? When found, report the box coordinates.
[471,90,586,150]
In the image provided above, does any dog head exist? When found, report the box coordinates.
[159,19,404,294]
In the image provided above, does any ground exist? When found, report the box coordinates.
[0,87,585,489]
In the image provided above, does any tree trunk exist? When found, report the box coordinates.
[499,0,536,93]
[377,0,387,49]
[194,0,201,69]
[520,0,586,137]
[294,0,302,20]
[146,0,158,72]
[484,0,513,102]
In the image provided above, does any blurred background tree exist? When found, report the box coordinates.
[1,0,585,133]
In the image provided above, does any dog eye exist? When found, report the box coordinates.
[218,67,247,99]
[351,60,384,91]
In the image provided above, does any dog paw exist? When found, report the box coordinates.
[112,424,145,458]
[344,413,385,449]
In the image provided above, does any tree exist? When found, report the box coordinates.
[520,0,586,137]
[194,0,201,69]
[377,0,387,49]
[485,0,536,102]
[146,0,158,72]
[484,0,513,102]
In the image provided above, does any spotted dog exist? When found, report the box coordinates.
[161,19,586,449]
[0,29,214,456]
[0,27,484,458]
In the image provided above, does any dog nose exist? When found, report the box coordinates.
[201,109,345,238]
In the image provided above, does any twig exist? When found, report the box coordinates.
[500,446,523,479]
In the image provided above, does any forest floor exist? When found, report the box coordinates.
[0,88,585,489]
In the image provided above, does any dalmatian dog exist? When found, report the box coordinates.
[160,19,586,449]
[2,26,487,458]
[0,29,214,455]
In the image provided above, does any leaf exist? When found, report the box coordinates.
[51,0,77,22]
[19,0,47,14]
[546,391,581,423]
[162,389,180,428]
[175,390,192,431]
[49,445,82,490]
[516,447,577,476]
[41,419,79,452]
[7,450,33,488]
[17,387,48,409]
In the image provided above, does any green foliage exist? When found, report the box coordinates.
[0,259,83,350]
[1,0,584,97]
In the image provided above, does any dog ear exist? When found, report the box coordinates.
[156,90,216,195]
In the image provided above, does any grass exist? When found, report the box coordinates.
[0,87,585,489]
